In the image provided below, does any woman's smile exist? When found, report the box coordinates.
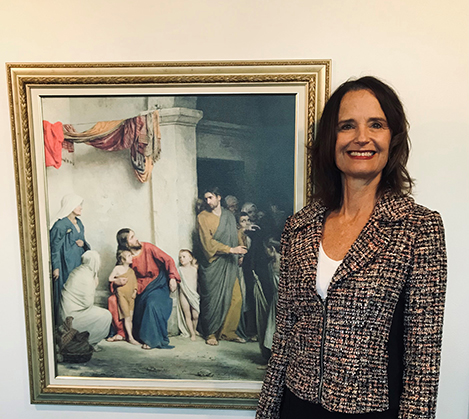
[347,150,376,158]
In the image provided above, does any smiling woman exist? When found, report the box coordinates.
[256,77,447,419]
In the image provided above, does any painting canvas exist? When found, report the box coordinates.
[7,61,330,408]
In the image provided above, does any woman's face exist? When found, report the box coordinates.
[71,204,83,217]
[335,89,391,183]
[179,251,192,266]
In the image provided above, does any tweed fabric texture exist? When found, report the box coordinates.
[256,193,447,419]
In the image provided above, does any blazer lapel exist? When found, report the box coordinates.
[326,189,411,290]
[291,192,412,292]
[303,215,325,284]
[329,218,391,290]
[290,201,326,286]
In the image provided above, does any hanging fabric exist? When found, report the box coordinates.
[43,121,65,169]
[43,110,161,183]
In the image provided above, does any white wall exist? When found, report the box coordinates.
[0,1,467,418]
[44,97,155,294]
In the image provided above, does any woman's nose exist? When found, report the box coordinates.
[354,125,370,145]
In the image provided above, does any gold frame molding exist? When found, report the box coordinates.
[7,60,330,409]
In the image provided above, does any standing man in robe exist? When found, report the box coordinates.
[197,187,247,346]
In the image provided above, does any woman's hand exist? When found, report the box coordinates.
[52,268,60,280]
[169,278,177,293]
[75,239,84,247]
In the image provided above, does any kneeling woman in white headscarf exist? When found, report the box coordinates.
[59,251,112,347]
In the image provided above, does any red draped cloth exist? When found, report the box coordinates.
[43,121,64,169]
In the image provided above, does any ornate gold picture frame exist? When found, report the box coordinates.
[7,60,330,409]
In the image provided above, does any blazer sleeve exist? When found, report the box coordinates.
[399,211,447,419]
[256,216,297,419]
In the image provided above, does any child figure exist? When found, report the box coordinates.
[237,211,261,252]
[177,249,200,341]
[237,212,252,251]
[108,250,139,345]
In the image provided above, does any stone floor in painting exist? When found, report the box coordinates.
[56,334,267,381]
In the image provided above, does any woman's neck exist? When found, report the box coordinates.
[67,213,77,223]
[338,177,380,220]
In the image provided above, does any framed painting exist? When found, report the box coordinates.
[7,60,330,408]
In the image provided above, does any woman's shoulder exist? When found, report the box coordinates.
[371,192,441,223]
[407,200,445,241]
[392,196,446,255]
[51,217,71,230]
[284,199,326,231]
[378,194,445,245]
[390,194,442,223]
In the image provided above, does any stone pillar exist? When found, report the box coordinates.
[150,107,203,261]
[150,107,203,337]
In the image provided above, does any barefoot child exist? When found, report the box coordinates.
[107,250,139,345]
[177,249,200,341]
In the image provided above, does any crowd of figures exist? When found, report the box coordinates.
[51,189,288,363]
[194,188,288,362]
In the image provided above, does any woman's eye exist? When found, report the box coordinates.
[371,122,383,129]
[339,124,353,131]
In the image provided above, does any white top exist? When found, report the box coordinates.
[316,242,342,300]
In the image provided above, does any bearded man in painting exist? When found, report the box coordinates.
[197,187,247,346]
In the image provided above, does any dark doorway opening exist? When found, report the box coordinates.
[197,158,246,204]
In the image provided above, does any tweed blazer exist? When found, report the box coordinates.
[256,193,447,419]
